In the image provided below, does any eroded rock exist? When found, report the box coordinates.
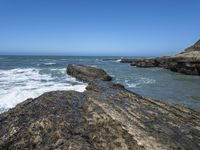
[67,64,112,82]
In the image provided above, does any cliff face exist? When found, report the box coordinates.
[121,39,200,75]
[184,40,200,52]
[0,65,200,150]
[175,40,200,59]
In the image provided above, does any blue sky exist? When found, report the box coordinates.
[0,0,200,56]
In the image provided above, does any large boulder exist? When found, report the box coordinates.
[67,64,112,82]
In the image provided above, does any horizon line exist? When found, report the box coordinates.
[0,54,160,58]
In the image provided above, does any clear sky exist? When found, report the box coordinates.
[0,0,200,56]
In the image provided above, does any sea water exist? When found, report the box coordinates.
[0,56,200,112]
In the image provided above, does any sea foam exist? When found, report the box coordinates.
[0,68,87,112]
[38,62,57,67]
[125,77,156,88]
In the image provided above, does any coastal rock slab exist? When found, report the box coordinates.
[0,81,200,149]
[67,64,112,82]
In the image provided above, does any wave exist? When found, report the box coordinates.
[90,65,98,68]
[115,59,122,62]
[38,62,57,67]
[0,68,87,112]
[125,77,156,88]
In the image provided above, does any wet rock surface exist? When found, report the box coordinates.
[67,64,112,82]
[0,65,200,150]
[120,39,200,75]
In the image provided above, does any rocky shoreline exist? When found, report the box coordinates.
[0,64,199,150]
[120,40,200,75]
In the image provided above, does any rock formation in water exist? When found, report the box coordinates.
[67,64,112,82]
[120,39,200,75]
[0,65,200,150]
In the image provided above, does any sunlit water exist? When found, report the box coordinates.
[0,56,200,113]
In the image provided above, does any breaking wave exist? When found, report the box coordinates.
[0,68,87,112]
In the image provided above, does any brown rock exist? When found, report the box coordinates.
[67,64,112,82]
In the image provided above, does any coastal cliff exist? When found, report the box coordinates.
[0,64,200,150]
[121,39,200,75]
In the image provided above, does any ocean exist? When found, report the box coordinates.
[0,55,200,113]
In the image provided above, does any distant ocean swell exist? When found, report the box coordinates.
[38,62,57,67]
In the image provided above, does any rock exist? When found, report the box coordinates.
[0,82,199,149]
[67,64,112,82]
[121,58,137,63]
[180,39,200,52]
[175,40,200,61]
[129,58,159,68]
[0,65,200,149]
[121,39,200,75]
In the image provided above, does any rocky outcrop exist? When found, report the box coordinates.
[176,40,200,59]
[185,40,200,51]
[67,64,112,82]
[127,57,200,75]
[120,39,200,75]
[0,65,199,150]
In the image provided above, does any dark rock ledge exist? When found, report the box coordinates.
[0,65,200,150]
[120,39,200,75]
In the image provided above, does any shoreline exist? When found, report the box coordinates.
[105,39,200,76]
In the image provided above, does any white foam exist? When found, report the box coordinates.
[0,68,87,111]
[38,62,57,67]
[139,77,156,84]
[115,59,122,62]
[90,65,98,68]
[43,63,56,65]
[126,83,138,88]
[125,77,156,88]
